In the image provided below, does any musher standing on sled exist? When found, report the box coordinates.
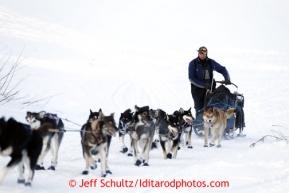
[188,46,231,117]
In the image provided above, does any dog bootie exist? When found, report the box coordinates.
[127,151,133,156]
[25,182,32,187]
[17,179,25,184]
[90,163,97,170]
[143,162,149,166]
[48,161,57,170]
[35,164,45,170]
[135,159,142,166]
[166,153,173,159]
[82,170,89,175]
[106,169,112,174]
[120,146,128,153]
[48,166,55,170]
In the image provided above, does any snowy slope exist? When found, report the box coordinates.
[1,0,289,192]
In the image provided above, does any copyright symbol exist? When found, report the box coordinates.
[69,180,77,187]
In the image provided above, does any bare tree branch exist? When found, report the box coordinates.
[250,129,289,147]
[1,48,59,107]
[21,93,63,106]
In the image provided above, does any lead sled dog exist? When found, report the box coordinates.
[80,109,117,177]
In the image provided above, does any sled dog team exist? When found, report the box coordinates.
[0,105,235,186]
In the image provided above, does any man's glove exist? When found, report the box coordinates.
[224,80,231,85]
[205,83,211,89]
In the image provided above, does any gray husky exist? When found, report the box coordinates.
[81,109,117,177]
[130,105,155,166]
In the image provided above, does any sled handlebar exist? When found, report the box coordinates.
[215,81,238,88]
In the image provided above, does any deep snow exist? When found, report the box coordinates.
[1,0,289,192]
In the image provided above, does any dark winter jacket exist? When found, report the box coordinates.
[188,57,230,88]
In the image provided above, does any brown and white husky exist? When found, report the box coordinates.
[203,107,235,148]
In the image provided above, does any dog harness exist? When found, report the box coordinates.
[89,122,104,145]
[44,113,60,125]
[181,119,191,132]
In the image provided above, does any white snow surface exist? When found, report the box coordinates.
[1,0,289,192]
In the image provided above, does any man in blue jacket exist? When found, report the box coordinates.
[188,46,231,117]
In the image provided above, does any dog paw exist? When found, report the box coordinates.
[188,145,193,149]
[120,147,128,153]
[25,182,32,187]
[82,170,89,175]
[204,144,208,147]
[106,169,112,174]
[35,165,45,170]
[101,173,107,178]
[209,142,215,147]
[135,159,142,166]
[154,139,160,143]
[217,144,221,148]
[143,163,149,166]
[127,153,133,157]
[17,179,25,184]
[90,164,97,170]
[48,166,55,170]
[166,153,172,159]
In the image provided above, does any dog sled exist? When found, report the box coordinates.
[192,81,245,140]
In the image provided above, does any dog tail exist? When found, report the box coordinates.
[225,108,235,119]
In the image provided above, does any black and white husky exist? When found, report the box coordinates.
[130,105,155,166]
[25,111,64,170]
[81,109,117,177]
[0,117,51,186]
[118,109,134,155]
[175,108,194,149]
